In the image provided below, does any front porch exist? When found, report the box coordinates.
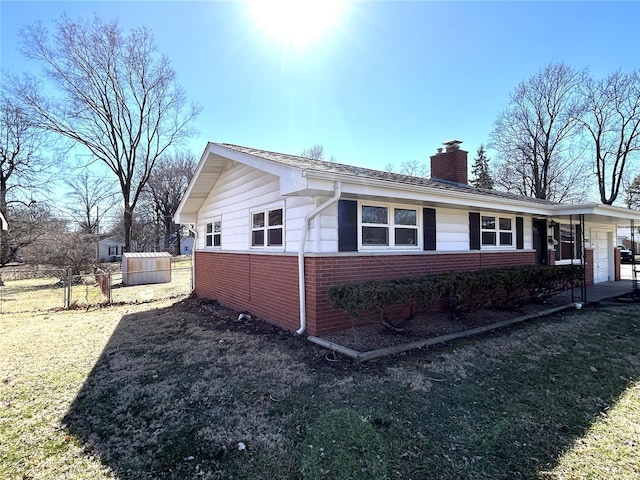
[553,279,634,305]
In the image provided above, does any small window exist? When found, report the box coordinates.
[360,203,419,248]
[252,207,284,247]
[557,224,580,261]
[499,218,512,245]
[394,208,417,245]
[481,216,497,246]
[362,205,389,246]
[213,220,221,246]
[481,215,513,247]
[205,219,221,248]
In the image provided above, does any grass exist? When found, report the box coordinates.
[0,258,192,313]
[1,298,639,479]
[0,276,68,312]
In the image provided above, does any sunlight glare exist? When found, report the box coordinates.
[247,0,347,49]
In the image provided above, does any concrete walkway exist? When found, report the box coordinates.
[552,280,635,305]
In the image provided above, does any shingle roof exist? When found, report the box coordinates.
[215,143,558,206]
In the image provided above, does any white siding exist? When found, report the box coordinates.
[196,164,317,252]
[437,207,534,252]
[316,202,339,253]
[436,208,470,251]
[523,216,533,250]
[196,164,540,255]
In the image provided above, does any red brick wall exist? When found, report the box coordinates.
[614,247,621,281]
[430,148,468,185]
[195,250,536,336]
[304,251,535,334]
[585,249,594,286]
[195,252,301,332]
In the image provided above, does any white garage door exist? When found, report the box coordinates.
[592,230,610,283]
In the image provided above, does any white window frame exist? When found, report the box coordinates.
[204,216,222,248]
[556,223,580,262]
[481,214,515,249]
[250,203,285,250]
[358,201,421,250]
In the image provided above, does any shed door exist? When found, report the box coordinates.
[592,229,610,283]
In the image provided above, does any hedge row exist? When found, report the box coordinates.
[327,265,583,323]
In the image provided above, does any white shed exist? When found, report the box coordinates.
[122,252,172,286]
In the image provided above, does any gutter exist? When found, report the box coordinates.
[297,181,342,335]
[186,225,198,292]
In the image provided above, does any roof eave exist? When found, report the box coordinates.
[303,170,555,215]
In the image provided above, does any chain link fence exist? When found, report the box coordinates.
[0,259,192,314]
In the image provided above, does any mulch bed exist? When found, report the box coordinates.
[182,293,580,355]
[319,296,574,352]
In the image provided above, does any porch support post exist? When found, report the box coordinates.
[580,214,587,303]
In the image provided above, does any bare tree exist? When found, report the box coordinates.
[33,229,95,275]
[578,70,640,205]
[399,159,428,177]
[382,159,429,177]
[63,171,119,234]
[0,93,53,263]
[301,144,325,160]
[144,151,196,252]
[109,203,157,253]
[16,14,200,252]
[625,173,640,209]
[490,63,587,201]
[301,144,336,162]
[3,202,61,264]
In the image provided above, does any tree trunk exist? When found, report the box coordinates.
[164,215,172,252]
[0,182,8,265]
[124,206,133,253]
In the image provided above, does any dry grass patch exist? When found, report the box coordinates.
[1,298,640,479]
[542,379,640,479]
[0,303,156,479]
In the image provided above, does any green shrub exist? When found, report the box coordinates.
[327,265,583,323]
[327,275,447,323]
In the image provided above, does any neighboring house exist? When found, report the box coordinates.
[169,233,194,255]
[174,140,640,336]
[98,235,125,263]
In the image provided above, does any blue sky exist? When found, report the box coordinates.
[2,1,640,172]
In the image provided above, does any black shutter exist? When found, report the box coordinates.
[554,223,561,261]
[575,224,582,259]
[516,216,524,250]
[423,207,436,251]
[469,212,480,250]
[338,199,358,252]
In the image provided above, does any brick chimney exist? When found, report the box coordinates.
[430,139,468,185]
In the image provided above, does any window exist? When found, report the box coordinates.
[205,219,221,247]
[481,215,513,247]
[251,207,283,247]
[360,203,418,248]
[556,224,581,261]
[108,246,119,256]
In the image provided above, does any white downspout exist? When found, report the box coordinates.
[186,225,198,292]
[297,182,342,335]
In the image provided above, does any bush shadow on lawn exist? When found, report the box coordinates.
[62,299,640,479]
